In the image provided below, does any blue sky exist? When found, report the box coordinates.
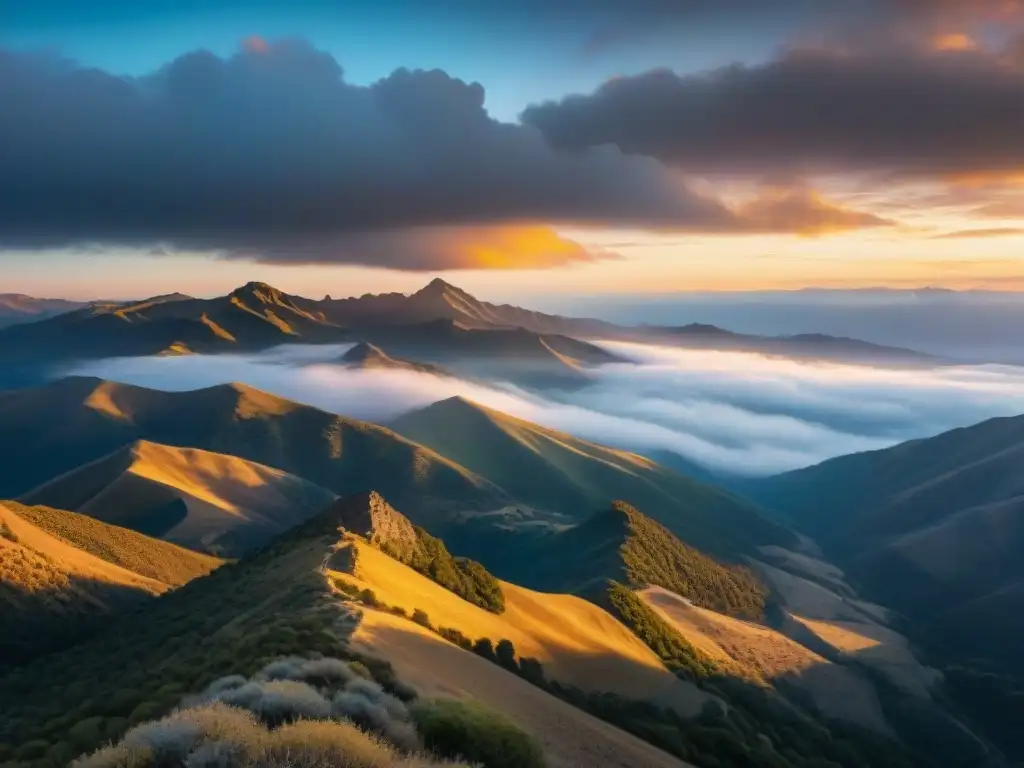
[0,0,787,120]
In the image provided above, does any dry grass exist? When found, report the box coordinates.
[22,440,337,556]
[0,502,165,616]
[8,501,223,586]
[73,702,468,768]
[638,586,892,733]
[351,612,692,768]
[335,539,712,717]
[752,560,941,699]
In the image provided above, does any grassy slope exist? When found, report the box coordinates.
[352,613,692,768]
[0,498,356,766]
[507,500,768,620]
[744,413,1024,670]
[0,377,505,527]
[0,491,689,768]
[22,440,337,556]
[0,502,169,670]
[637,585,892,734]
[7,501,223,586]
[336,538,716,719]
[391,396,795,558]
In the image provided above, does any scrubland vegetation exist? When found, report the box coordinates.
[379,525,504,613]
[9,502,222,586]
[615,501,767,620]
[72,655,542,768]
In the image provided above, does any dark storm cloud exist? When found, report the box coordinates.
[522,45,1024,178]
[0,42,737,266]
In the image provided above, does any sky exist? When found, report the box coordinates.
[3,0,1024,299]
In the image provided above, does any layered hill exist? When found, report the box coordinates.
[641,325,937,366]
[745,413,1024,672]
[0,377,506,529]
[0,501,220,670]
[391,396,796,557]
[21,441,337,556]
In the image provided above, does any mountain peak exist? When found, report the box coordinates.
[229,281,288,305]
[315,491,419,555]
[423,277,455,292]
[341,342,390,364]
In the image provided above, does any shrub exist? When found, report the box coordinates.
[471,638,497,663]
[411,609,432,628]
[296,657,356,688]
[72,744,154,768]
[74,703,467,768]
[412,698,546,768]
[257,681,333,726]
[437,628,472,651]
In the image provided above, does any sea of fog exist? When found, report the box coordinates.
[63,340,1024,477]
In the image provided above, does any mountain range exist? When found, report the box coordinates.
[0,279,937,382]
[0,294,89,328]
[0,280,1018,767]
[1,370,1017,767]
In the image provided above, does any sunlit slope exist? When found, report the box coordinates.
[0,501,168,667]
[391,396,795,556]
[637,586,891,733]
[745,412,1024,673]
[751,561,941,699]
[505,501,768,620]
[6,501,222,586]
[352,613,693,768]
[21,441,337,556]
[0,281,345,361]
[0,377,506,527]
[0,489,688,767]
[334,538,716,718]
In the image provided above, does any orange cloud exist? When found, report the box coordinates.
[932,227,1024,238]
[234,224,618,270]
[437,225,614,269]
[932,33,977,51]
[733,188,893,236]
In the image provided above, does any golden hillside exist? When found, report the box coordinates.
[8,501,222,586]
[332,537,716,719]
[0,501,168,667]
[21,440,337,556]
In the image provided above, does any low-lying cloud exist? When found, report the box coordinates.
[64,340,1024,477]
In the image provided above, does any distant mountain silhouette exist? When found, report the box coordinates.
[0,278,938,371]
[640,325,938,366]
[0,293,88,328]
[0,281,344,362]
